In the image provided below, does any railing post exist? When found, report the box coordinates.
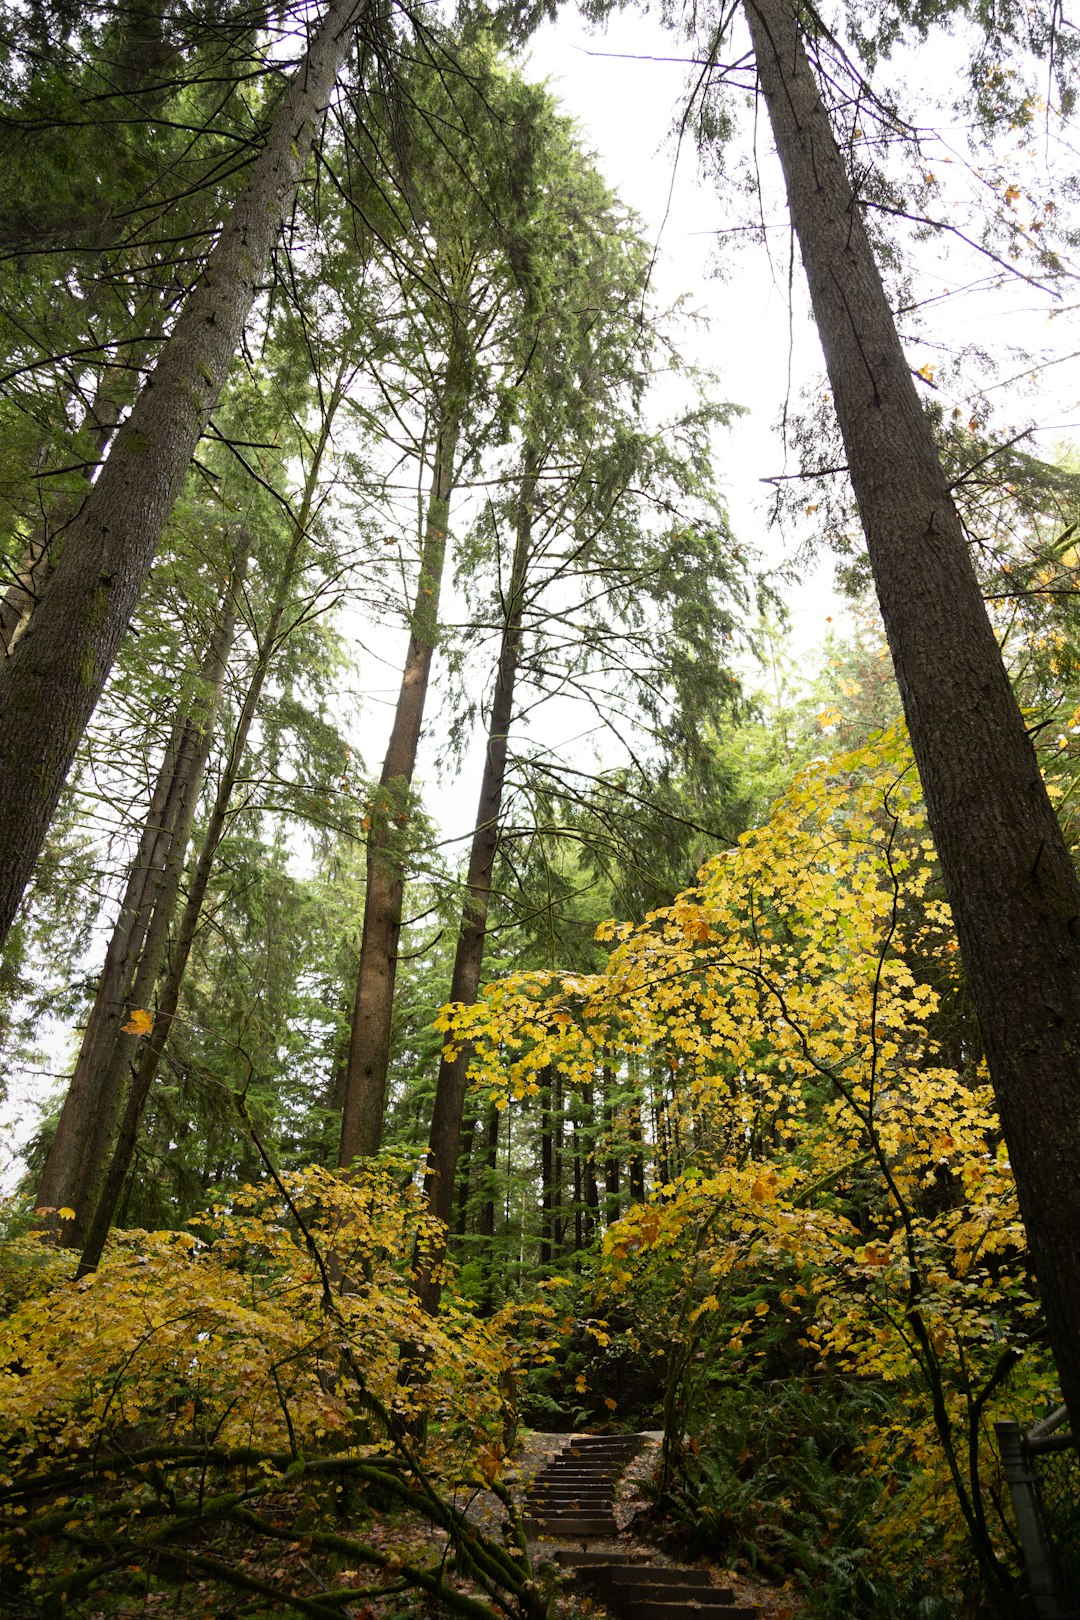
[996,1419,1075,1619]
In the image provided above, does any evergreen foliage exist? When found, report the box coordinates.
[0,2,1078,1617]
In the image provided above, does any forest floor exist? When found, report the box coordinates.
[75,1429,805,1620]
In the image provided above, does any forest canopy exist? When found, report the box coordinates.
[0,0,1078,1616]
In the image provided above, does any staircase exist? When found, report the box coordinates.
[522,1432,643,1538]
[557,1552,761,1620]
[521,1433,761,1620]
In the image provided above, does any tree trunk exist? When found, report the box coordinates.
[455,1110,481,1235]
[746,0,1080,1421]
[37,544,245,1242]
[0,0,365,951]
[627,1091,646,1206]
[580,1078,600,1233]
[75,416,340,1275]
[552,1066,566,1257]
[36,718,186,1216]
[338,387,465,1164]
[652,1068,670,1187]
[602,1067,621,1225]
[477,1102,499,1314]
[540,1067,555,1268]
[413,448,538,1313]
[572,1128,584,1253]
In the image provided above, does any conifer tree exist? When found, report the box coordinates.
[0,0,371,948]
[735,0,1080,1417]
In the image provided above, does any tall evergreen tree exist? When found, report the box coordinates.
[338,51,577,1164]
[0,0,374,949]
[736,0,1080,1417]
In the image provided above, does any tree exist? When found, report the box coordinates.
[446,723,1046,1606]
[74,338,366,1270]
[415,449,538,1303]
[36,541,247,1245]
[0,0,371,951]
[336,45,561,1166]
[0,0,271,654]
[405,99,754,1304]
[734,0,1080,1421]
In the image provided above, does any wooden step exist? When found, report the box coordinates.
[622,1604,759,1620]
[610,1585,737,1606]
[531,1473,616,1485]
[540,1464,615,1477]
[555,1551,650,1568]
[528,1496,613,1509]
[560,1446,640,1456]
[563,1443,642,1456]
[601,1569,718,1591]
[524,1496,612,1509]
[522,1515,619,1537]
[531,1490,615,1503]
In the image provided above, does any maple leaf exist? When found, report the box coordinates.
[121,1008,153,1036]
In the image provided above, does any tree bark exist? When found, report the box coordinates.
[36,718,186,1216]
[746,0,1080,1421]
[0,0,365,951]
[338,386,465,1164]
[652,1067,670,1187]
[552,1066,566,1257]
[476,1102,499,1314]
[413,447,538,1312]
[455,1110,480,1235]
[627,1090,646,1206]
[602,1067,621,1224]
[37,544,245,1242]
[579,1078,600,1234]
[540,1067,555,1268]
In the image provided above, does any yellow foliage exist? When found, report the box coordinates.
[0,1162,520,1499]
[440,723,1048,1578]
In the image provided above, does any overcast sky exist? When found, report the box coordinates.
[519,2,1080,638]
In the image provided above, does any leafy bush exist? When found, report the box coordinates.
[0,1163,545,1619]
[662,1381,980,1620]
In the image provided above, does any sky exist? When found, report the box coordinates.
[515,0,1079,628]
[521,4,841,647]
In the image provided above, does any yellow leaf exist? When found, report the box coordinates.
[121,1008,153,1036]
[58,1207,76,1221]
[604,1397,617,1411]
